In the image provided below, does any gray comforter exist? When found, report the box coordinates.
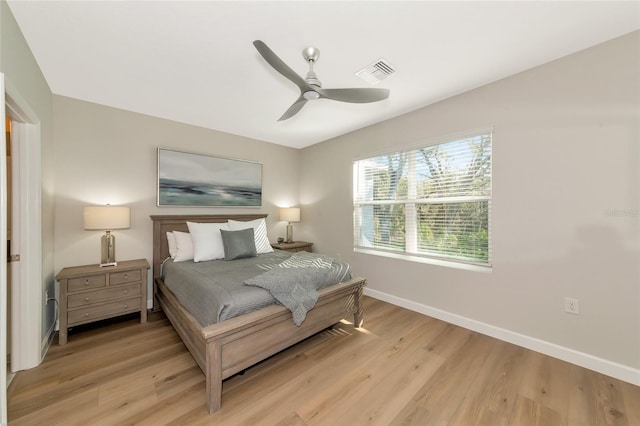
[162,251,351,327]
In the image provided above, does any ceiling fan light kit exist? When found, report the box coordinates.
[253,40,390,120]
[303,90,320,100]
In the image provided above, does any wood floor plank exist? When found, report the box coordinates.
[118,381,206,426]
[619,380,640,425]
[7,298,639,426]
[510,394,564,426]
[442,339,526,426]
[98,352,197,404]
[65,385,159,426]
[568,366,639,426]
[273,412,308,426]
[9,324,179,396]
[209,328,386,425]
[8,386,100,426]
[7,341,187,419]
[390,332,496,425]
[296,318,448,425]
[515,349,572,417]
[166,329,372,426]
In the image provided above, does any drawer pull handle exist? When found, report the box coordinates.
[124,274,128,279]
[124,290,128,294]
[123,304,128,309]
[84,280,90,286]
[84,313,89,317]
[84,297,89,301]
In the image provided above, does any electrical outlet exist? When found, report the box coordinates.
[44,290,49,306]
[564,297,580,315]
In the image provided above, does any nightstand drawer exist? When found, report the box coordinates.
[270,241,313,253]
[68,274,106,292]
[110,269,142,285]
[67,283,141,308]
[68,297,142,325]
[288,247,311,253]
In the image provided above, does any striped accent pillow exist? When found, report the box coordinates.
[227,218,274,254]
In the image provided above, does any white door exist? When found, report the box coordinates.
[6,118,41,373]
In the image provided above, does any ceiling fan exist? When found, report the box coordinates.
[253,40,390,121]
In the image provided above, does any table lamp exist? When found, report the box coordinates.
[84,205,130,267]
[280,207,300,243]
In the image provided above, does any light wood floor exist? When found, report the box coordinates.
[8,297,640,425]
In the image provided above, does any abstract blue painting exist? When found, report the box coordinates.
[157,148,262,207]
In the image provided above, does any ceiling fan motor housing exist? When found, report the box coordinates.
[302,46,320,63]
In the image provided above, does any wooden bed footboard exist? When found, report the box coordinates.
[156,276,366,413]
[150,214,366,414]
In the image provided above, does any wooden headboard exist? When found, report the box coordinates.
[149,214,268,283]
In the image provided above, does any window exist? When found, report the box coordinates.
[353,132,492,267]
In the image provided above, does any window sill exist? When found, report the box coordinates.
[354,247,492,273]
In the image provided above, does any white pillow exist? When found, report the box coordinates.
[173,231,194,262]
[227,218,274,254]
[166,232,178,258]
[186,221,229,262]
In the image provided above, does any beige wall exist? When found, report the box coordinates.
[53,96,300,303]
[1,0,55,345]
[299,32,640,376]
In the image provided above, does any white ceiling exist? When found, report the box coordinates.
[7,1,640,149]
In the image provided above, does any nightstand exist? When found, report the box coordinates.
[271,241,313,253]
[55,259,150,345]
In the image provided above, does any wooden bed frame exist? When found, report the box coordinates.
[150,214,366,414]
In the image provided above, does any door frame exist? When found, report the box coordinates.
[5,82,43,373]
[1,71,8,426]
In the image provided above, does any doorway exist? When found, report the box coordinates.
[5,116,12,383]
[1,76,44,425]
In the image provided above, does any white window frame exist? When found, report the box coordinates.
[353,130,492,271]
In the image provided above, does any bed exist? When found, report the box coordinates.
[150,214,366,414]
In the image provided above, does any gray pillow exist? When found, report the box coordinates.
[220,228,257,261]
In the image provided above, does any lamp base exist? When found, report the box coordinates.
[286,223,294,244]
[101,231,117,266]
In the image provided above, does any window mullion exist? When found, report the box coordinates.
[406,151,417,253]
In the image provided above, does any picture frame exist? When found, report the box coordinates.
[157,148,262,207]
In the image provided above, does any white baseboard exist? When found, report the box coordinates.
[40,320,56,362]
[364,288,640,386]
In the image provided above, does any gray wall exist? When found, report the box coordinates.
[299,32,640,376]
[53,95,301,303]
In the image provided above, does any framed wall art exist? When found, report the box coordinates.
[157,148,262,207]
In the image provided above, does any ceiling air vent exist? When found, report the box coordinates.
[355,58,395,85]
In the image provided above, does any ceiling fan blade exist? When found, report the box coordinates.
[316,87,390,103]
[253,40,306,91]
[278,96,308,121]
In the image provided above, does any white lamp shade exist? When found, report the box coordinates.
[280,207,300,223]
[84,206,130,230]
